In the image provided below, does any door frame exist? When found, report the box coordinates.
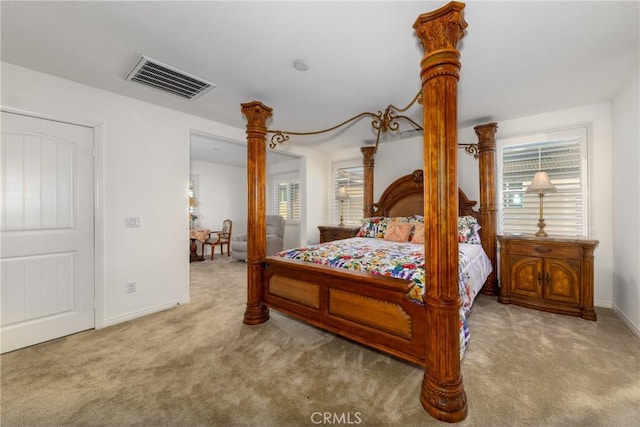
[1,106,105,329]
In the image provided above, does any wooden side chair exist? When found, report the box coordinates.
[204,219,232,259]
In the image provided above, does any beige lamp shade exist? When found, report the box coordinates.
[526,171,557,194]
[337,186,349,200]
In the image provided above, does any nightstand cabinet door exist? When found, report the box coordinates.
[544,258,580,305]
[498,235,598,320]
[511,257,543,300]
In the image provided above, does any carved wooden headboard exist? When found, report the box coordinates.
[372,169,480,221]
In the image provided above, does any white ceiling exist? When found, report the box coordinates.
[1,1,638,165]
[189,131,297,167]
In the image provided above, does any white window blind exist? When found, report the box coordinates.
[272,181,300,220]
[499,127,588,237]
[333,165,364,225]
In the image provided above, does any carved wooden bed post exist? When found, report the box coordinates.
[361,146,376,218]
[241,101,272,325]
[476,122,499,296]
[414,2,468,422]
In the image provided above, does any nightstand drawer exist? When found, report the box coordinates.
[325,230,343,240]
[318,225,360,243]
[509,242,580,259]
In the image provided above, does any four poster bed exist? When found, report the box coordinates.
[266,165,497,360]
[239,2,497,423]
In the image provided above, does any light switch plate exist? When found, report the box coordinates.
[127,217,141,227]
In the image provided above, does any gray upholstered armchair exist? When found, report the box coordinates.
[231,215,285,261]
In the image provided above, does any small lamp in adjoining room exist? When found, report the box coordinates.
[189,196,199,229]
[337,186,349,226]
[526,171,557,237]
[189,196,198,208]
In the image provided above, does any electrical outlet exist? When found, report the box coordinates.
[126,281,137,293]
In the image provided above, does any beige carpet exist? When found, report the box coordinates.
[1,256,639,426]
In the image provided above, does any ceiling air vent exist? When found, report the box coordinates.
[125,55,215,100]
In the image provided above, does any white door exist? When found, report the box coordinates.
[1,111,95,353]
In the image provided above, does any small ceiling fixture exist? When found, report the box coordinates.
[293,59,309,72]
[125,55,215,100]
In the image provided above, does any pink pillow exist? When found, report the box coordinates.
[384,222,412,242]
[411,223,425,244]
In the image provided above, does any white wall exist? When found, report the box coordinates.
[328,136,481,207]
[303,152,332,244]
[1,62,246,327]
[612,73,640,335]
[189,160,246,257]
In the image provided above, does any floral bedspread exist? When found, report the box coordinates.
[274,237,492,358]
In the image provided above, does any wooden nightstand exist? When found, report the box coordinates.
[318,225,360,243]
[498,234,598,320]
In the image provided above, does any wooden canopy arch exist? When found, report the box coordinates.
[239,2,493,422]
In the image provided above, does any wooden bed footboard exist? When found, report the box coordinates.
[263,257,427,366]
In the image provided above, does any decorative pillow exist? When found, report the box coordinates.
[379,217,411,238]
[409,215,424,223]
[407,215,424,240]
[411,223,425,244]
[357,216,412,238]
[384,222,413,242]
[357,217,388,238]
[458,215,482,244]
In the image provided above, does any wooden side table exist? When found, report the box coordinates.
[189,229,209,262]
[318,225,361,243]
[498,234,598,320]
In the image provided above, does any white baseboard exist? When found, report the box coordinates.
[100,296,191,328]
[612,304,640,339]
[594,299,612,308]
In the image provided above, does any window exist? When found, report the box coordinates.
[498,126,588,237]
[272,181,300,221]
[333,164,364,225]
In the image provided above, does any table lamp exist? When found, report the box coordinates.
[337,186,349,226]
[526,171,557,237]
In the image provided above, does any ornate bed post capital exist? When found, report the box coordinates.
[413,1,467,82]
[241,101,272,325]
[413,1,467,50]
[361,146,376,167]
[241,101,273,134]
[474,122,498,151]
